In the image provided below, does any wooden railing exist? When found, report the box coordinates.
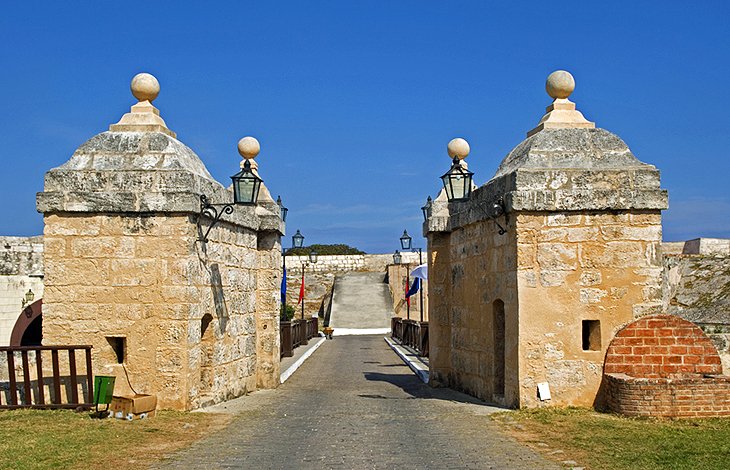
[391,317,429,357]
[0,345,94,410]
[280,318,319,358]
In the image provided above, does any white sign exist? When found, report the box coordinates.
[537,382,551,401]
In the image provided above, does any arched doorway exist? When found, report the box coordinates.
[10,299,43,346]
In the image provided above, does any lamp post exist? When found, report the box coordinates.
[277,196,288,222]
[421,196,432,222]
[400,230,424,322]
[441,138,473,202]
[282,229,305,319]
[301,250,318,319]
[199,137,263,242]
[392,249,408,318]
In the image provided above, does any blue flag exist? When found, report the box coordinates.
[405,277,420,298]
[280,267,287,304]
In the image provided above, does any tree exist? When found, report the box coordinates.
[286,243,365,256]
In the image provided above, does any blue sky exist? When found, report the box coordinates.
[1,1,728,253]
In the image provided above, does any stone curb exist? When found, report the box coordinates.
[280,336,327,384]
[384,336,429,383]
[332,328,391,336]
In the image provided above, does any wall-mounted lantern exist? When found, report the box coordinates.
[21,289,35,308]
[421,196,431,222]
[199,137,263,242]
[393,250,402,265]
[399,230,412,251]
[441,138,474,202]
[308,251,318,264]
[277,196,288,222]
[292,229,304,249]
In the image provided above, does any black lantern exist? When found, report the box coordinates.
[421,196,432,222]
[231,160,262,205]
[309,251,318,264]
[441,157,474,202]
[21,289,34,308]
[277,195,288,222]
[393,250,402,265]
[400,230,412,250]
[292,229,304,249]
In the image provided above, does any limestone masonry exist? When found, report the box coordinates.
[0,237,44,345]
[35,74,284,410]
[425,71,671,408]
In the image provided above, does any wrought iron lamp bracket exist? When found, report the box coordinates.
[198,194,234,243]
[473,196,509,235]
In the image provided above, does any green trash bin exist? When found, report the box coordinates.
[93,375,116,416]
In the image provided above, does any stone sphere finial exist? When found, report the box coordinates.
[546,70,575,100]
[447,138,470,160]
[130,73,160,102]
[238,136,260,160]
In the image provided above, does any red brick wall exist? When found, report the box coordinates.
[605,373,730,418]
[603,315,729,417]
[604,314,722,378]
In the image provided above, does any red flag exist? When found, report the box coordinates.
[297,271,305,305]
[405,277,410,307]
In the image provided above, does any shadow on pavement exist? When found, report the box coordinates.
[364,371,498,406]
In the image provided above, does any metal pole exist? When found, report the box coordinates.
[418,248,424,322]
[406,268,410,320]
[301,262,305,320]
[282,248,287,318]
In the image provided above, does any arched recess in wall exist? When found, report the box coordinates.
[492,299,505,398]
[199,313,215,394]
[10,299,43,346]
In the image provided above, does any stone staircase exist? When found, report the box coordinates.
[329,272,394,335]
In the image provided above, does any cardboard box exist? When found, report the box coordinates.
[110,394,157,420]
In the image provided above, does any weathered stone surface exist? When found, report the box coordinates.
[36,94,285,409]
[426,114,668,409]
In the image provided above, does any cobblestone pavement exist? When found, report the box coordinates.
[156,335,558,469]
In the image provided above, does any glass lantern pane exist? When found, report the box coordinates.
[451,174,466,199]
[234,178,256,204]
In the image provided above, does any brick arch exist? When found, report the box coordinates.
[10,299,43,346]
[604,314,722,378]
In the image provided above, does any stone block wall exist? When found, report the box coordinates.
[0,237,44,345]
[41,211,278,409]
[386,263,426,320]
[516,210,664,407]
[427,211,519,406]
[36,110,284,411]
[425,124,668,409]
[282,253,420,319]
[663,248,730,373]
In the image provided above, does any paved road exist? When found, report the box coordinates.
[330,273,392,330]
[157,335,558,469]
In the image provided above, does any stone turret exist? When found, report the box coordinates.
[37,73,284,409]
[425,71,668,408]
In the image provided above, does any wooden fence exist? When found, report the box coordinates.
[280,318,319,358]
[0,345,94,410]
[391,318,429,357]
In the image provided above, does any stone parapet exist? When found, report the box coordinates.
[427,128,668,235]
[36,132,283,234]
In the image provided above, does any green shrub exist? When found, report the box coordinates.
[280,304,296,321]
